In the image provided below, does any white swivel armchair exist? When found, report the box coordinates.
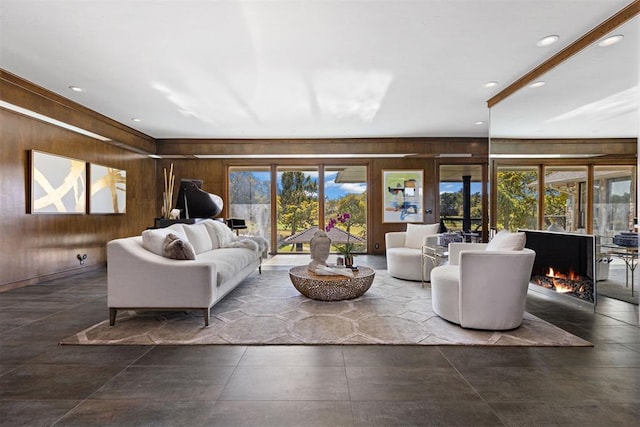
[430,240,536,330]
[385,223,440,281]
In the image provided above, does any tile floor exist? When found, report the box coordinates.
[0,256,638,426]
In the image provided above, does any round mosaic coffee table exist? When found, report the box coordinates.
[289,265,375,301]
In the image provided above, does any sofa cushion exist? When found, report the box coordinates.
[404,223,440,249]
[486,230,526,251]
[201,219,224,249]
[197,247,258,286]
[162,233,196,260]
[182,223,214,254]
[142,228,189,256]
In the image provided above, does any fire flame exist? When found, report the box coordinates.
[545,267,579,293]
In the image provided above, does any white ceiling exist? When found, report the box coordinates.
[0,0,636,140]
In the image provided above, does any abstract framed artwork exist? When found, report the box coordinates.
[89,164,126,214]
[30,150,86,214]
[382,169,424,223]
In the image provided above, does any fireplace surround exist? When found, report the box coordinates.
[521,230,596,309]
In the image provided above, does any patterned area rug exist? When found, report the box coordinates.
[61,270,592,346]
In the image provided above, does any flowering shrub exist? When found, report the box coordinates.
[325,213,355,257]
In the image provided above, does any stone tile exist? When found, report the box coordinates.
[0,399,79,427]
[346,366,479,401]
[343,345,451,368]
[490,402,640,427]
[28,345,152,366]
[54,399,217,427]
[461,366,601,403]
[207,401,354,427]
[220,366,349,401]
[0,364,123,400]
[438,346,551,369]
[0,309,60,332]
[91,366,234,401]
[352,400,502,426]
[562,367,640,402]
[135,345,246,367]
[238,345,345,367]
[589,325,640,344]
[0,339,61,365]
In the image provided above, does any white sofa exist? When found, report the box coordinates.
[385,223,441,282]
[107,219,267,326]
[430,232,536,330]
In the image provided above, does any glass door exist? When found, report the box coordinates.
[276,167,319,253]
[324,165,367,253]
[228,167,272,251]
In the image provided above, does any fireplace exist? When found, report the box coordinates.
[521,230,596,306]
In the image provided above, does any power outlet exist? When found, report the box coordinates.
[375,243,380,250]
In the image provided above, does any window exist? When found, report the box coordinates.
[439,165,483,232]
[276,167,319,253]
[543,166,588,232]
[495,165,539,232]
[228,167,272,251]
[593,165,637,237]
[324,166,367,253]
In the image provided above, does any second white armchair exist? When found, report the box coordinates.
[430,240,535,330]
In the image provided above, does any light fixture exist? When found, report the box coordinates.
[484,81,498,88]
[69,86,83,92]
[148,154,162,159]
[536,35,559,47]
[529,81,546,88]
[131,118,142,122]
[598,34,623,47]
[475,121,484,125]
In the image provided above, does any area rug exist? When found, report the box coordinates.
[61,270,592,346]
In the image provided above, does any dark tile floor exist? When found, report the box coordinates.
[1,257,639,426]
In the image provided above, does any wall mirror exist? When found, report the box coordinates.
[489,15,638,306]
[490,15,638,234]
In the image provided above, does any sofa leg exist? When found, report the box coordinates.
[203,309,209,326]
[109,308,117,326]
[259,265,262,274]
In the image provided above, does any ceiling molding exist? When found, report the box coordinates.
[0,69,156,154]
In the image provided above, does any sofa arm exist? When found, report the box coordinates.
[107,237,218,309]
[385,232,406,250]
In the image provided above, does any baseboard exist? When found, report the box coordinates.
[0,263,106,293]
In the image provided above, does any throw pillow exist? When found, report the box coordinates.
[485,230,526,251]
[404,223,441,249]
[142,228,189,256]
[162,233,196,260]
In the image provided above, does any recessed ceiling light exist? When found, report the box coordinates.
[529,81,546,88]
[536,35,559,47]
[598,34,623,47]
[69,86,83,92]
[484,81,498,88]
[131,118,142,122]
[475,121,484,125]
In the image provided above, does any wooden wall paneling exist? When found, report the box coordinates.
[0,108,156,289]
[156,137,489,158]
